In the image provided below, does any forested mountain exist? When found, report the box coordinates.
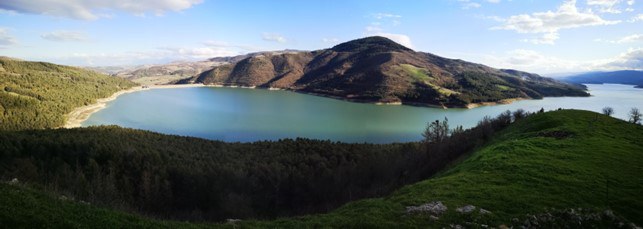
[178,37,589,107]
[0,57,137,131]
[561,70,643,88]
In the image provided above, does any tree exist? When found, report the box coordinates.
[602,107,614,116]
[422,117,449,144]
[512,109,526,121]
[629,108,642,124]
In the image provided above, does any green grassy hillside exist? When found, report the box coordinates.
[0,57,137,130]
[1,110,641,228]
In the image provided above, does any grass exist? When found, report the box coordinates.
[0,183,219,228]
[399,64,432,82]
[1,110,642,228]
[398,64,460,96]
[495,84,512,91]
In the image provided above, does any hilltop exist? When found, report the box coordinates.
[178,37,589,107]
[0,110,641,227]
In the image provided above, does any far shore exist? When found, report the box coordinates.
[62,84,207,128]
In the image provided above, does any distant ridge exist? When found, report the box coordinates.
[178,36,588,108]
[561,70,643,88]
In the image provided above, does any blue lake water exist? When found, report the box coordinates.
[83,84,643,143]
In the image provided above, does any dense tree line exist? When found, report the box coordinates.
[0,109,527,222]
[449,72,587,105]
[0,58,136,131]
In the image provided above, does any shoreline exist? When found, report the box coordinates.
[62,84,207,128]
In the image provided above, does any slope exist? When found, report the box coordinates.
[181,37,589,107]
[1,110,641,228]
[0,57,137,130]
[245,109,643,227]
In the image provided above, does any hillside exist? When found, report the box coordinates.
[1,110,641,228]
[178,37,589,107]
[109,60,226,85]
[0,57,137,131]
[93,51,306,85]
[562,70,643,88]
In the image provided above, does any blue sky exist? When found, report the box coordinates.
[0,0,641,75]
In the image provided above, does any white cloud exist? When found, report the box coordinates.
[41,30,88,42]
[461,48,643,74]
[628,14,643,22]
[523,32,560,45]
[598,48,643,69]
[493,0,620,44]
[364,13,412,48]
[486,0,501,3]
[587,0,623,13]
[372,13,401,19]
[503,49,581,71]
[374,33,413,48]
[0,0,203,20]
[458,0,482,9]
[262,33,287,43]
[0,28,17,47]
[47,45,242,66]
[596,34,643,43]
[363,23,413,48]
[371,12,402,26]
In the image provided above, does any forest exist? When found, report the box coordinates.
[0,57,136,131]
[0,109,526,221]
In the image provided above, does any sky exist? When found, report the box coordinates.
[0,0,641,75]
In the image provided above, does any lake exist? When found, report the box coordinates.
[83,84,643,143]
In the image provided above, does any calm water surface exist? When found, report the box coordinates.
[83,84,643,143]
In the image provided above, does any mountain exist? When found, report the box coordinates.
[178,37,589,107]
[561,70,643,88]
[105,60,227,85]
[2,110,641,227]
[0,57,137,130]
[97,50,308,85]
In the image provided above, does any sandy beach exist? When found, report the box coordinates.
[62,84,206,128]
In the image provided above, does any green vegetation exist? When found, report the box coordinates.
[245,110,643,227]
[0,57,136,131]
[1,110,641,227]
[396,64,459,97]
[400,64,432,82]
[455,71,526,104]
[0,114,508,222]
[0,127,422,221]
[0,183,205,228]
